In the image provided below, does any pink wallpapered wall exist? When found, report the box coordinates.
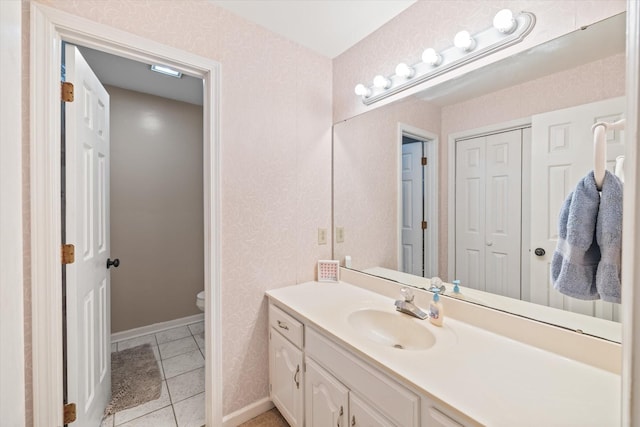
[19,0,626,423]
[24,0,332,417]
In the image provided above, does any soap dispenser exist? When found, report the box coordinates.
[451,279,464,299]
[429,289,444,327]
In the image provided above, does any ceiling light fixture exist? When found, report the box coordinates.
[354,9,535,105]
[150,64,183,78]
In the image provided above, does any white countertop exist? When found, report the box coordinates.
[266,281,621,427]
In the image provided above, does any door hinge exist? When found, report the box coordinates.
[421,157,427,166]
[269,383,272,393]
[422,221,428,230]
[63,403,76,424]
[61,244,75,264]
[61,81,74,102]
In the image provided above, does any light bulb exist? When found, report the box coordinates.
[373,75,391,89]
[354,83,371,97]
[421,48,442,66]
[493,9,516,34]
[395,63,415,78]
[454,30,476,52]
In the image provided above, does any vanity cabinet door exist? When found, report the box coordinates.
[349,393,394,427]
[270,328,304,427]
[305,357,349,427]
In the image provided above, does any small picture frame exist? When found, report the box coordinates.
[317,260,340,282]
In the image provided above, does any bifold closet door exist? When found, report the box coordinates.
[455,136,486,292]
[455,129,522,298]
[484,131,522,299]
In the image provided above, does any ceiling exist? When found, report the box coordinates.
[211,0,416,59]
[78,1,416,106]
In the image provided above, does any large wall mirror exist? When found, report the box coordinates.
[333,12,625,343]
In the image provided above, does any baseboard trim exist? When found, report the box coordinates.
[111,313,205,343]
[222,397,274,427]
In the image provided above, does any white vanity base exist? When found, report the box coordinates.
[267,280,620,427]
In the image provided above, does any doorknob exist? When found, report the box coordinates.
[534,248,546,257]
[106,258,120,269]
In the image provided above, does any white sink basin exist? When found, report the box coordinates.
[347,309,436,351]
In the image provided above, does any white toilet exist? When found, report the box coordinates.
[196,291,205,312]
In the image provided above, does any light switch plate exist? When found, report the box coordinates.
[335,227,344,243]
[318,228,327,245]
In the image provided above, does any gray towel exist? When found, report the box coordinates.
[596,170,623,303]
[551,171,601,300]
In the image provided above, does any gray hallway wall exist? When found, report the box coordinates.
[108,85,204,333]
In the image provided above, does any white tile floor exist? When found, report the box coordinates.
[101,321,205,427]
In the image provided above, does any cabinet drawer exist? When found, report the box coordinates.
[426,407,464,427]
[421,397,480,427]
[269,304,304,348]
[306,328,419,427]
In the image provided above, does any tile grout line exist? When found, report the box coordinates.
[109,324,205,426]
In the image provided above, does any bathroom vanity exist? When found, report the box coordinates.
[266,279,620,427]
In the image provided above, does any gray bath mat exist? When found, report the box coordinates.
[105,343,162,415]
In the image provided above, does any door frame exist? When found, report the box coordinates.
[396,123,438,277]
[446,118,531,281]
[30,3,222,425]
[0,1,25,425]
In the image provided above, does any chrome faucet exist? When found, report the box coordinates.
[426,276,446,295]
[395,288,428,320]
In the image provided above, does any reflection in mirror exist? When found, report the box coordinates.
[333,13,625,342]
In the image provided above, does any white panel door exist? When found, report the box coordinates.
[64,44,111,426]
[305,358,349,427]
[401,142,424,276]
[456,130,522,297]
[530,97,625,320]
[455,137,486,291]
[270,329,303,427]
[484,131,522,299]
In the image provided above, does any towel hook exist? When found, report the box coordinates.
[591,118,625,190]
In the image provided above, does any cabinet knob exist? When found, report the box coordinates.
[534,248,546,256]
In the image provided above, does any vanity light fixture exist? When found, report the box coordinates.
[395,63,416,79]
[354,83,372,98]
[354,9,535,105]
[150,64,182,78]
[454,30,476,52]
[493,9,517,34]
[421,48,442,66]
[373,74,392,89]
